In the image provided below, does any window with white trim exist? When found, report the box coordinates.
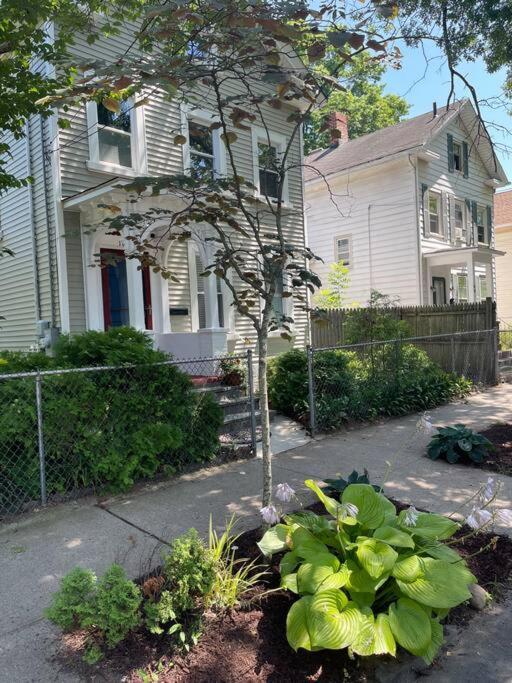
[189,122,215,179]
[428,191,442,235]
[453,198,466,242]
[476,205,488,244]
[478,275,488,301]
[194,251,207,329]
[335,236,351,267]
[452,141,462,172]
[456,274,468,302]
[252,127,288,203]
[86,98,146,174]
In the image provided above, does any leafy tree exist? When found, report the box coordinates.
[304,53,409,153]
[314,261,350,309]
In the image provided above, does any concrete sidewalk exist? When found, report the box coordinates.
[1,383,511,682]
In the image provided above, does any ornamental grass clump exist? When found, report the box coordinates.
[258,480,476,663]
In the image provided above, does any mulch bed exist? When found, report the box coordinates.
[56,502,512,683]
[478,423,512,477]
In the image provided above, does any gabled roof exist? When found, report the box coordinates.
[305,99,508,184]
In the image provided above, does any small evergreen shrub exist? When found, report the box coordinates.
[427,424,493,464]
[46,564,141,659]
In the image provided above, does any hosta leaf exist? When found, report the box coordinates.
[304,480,346,519]
[398,512,459,540]
[342,484,395,529]
[418,619,444,664]
[286,595,313,651]
[373,525,415,548]
[419,541,462,563]
[388,598,432,656]
[356,538,398,579]
[396,558,475,609]
[257,524,289,556]
[297,553,348,595]
[308,592,361,650]
[346,559,388,594]
[282,572,298,593]
[392,555,422,582]
[351,611,396,657]
[280,550,299,576]
[291,526,329,558]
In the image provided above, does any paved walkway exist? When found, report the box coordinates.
[1,383,511,682]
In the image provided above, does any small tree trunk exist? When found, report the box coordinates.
[257,326,272,507]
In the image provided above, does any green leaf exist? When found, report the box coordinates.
[388,598,432,657]
[342,484,394,529]
[280,550,299,576]
[282,572,299,593]
[418,541,462,563]
[257,524,289,556]
[373,525,415,548]
[356,538,398,579]
[291,525,330,559]
[297,554,349,594]
[286,595,313,651]
[392,555,422,582]
[396,558,475,609]
[418,619,444,664]
[304,479,346,519]
[308,591,361,650]
[351,611,396,657]
[398,512,459,540]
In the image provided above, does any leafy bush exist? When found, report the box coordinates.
[343,291,411,344]
[258,480,475,663]
[0,328,223,510]
[323,469,379,497]
[267,345,471,430]
[427,424,493,464]
[219,354,247,386]
[46,564,142,660]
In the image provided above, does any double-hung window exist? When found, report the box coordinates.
[452,141,462,172]
[87,98,146,174]
[476,205,488,244]
[428,191,442,235]
[252,127,288,203]
[335,236,351,267]
[189,122,215,179]
[453,199,466,242]
[456,274,469,303]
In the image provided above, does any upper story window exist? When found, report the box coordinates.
[453,198,466,242]
[189,122,215,179]
[97,101,132,167]
[476,205,488,244]
[86,98,146,176]
[452,141,462,172]
[428,191,442,235]
[335,236,351,267]
[252,127,289,203]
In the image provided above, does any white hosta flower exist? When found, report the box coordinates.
[340,502,359,519]
[478,477,497,506]
[260,504,280,525]
[403,505,419,527]
[275,482,295,503]
[496,509,512,526]
[417,414,435,435]
[466,507,493,530]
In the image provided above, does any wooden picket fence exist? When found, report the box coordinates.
[310,299,497,348]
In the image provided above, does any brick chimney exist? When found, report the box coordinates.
[327,111,349,146]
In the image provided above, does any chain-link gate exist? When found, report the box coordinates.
[0,351,259,520]
[307,328,498,435]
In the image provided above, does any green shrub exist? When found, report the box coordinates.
[343,291,411,344]
[0,349,54,373]
[0,328,223,508]
[258,480,475,663]
[45,567,97,630]
[46,564,141,659]
[267,344,472,430]
[427,424,493,464]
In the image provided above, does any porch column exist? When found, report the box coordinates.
[466,252,476,302]
[202,243,222,329]
[151,267,171,333]
[485,261,493,300]
[126,259,146,330]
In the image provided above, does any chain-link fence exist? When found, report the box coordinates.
[0,351,258,520]
[307,328,498,435]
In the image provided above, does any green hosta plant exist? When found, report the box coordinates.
[323,469,380,497]
[427,424,493,464]
[258,480,475,664]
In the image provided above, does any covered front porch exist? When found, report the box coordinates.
[423,246,504,305]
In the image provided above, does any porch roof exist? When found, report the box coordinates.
[424,245,505,267]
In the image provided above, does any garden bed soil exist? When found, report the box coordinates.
[56,501,512,683]
[478,423,512,477]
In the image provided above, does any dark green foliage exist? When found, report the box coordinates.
[219,354,247,386]
[46,563,141,660]
[45,567,97,631]
[267,345,472,431]
[144,530,217,650]
[323,469,380,497]
[0,328,223,511]
[343,291,411,344]
[427,424,493,464]
[0,350,54,373]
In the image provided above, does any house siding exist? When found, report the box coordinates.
[306,157,420,307]
[496,227,512,325]
[64,212,87,332]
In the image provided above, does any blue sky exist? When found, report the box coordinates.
[381,41,512,189]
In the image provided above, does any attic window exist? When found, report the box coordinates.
[453,141,462,172]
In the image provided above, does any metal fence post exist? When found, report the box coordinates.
[307,345,316,437]
[35,372,47,506]
[246,349,258,456]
